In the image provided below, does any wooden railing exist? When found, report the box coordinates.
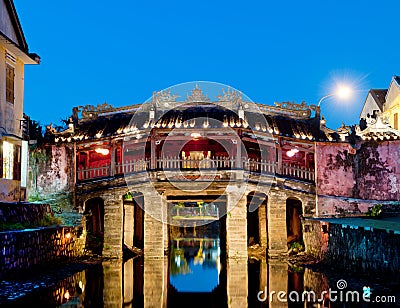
[77,156,315,182]
[281,162,315,181]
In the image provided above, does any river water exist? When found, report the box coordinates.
[3,225,400,307]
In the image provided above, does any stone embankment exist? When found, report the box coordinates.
[0,226,85,275]
[303,218,400,275]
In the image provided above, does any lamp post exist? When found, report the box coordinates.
[315,84,352,217]
[318,85,352,107]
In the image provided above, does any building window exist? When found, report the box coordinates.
[3,141,14,179]
[394,113,398,130]
[6,64,15,104]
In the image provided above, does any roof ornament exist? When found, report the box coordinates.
[76,102,114,120]
[357,112,400,140]
[275,101,309,111]
[217,87,242,103]
[337,123,351,141]
[185,84,210,103]
[152,89,179,104]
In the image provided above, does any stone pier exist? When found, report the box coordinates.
[143,192,167,258]
[267,190,288,257]
[103,196,124,258]
[226,191,248,259]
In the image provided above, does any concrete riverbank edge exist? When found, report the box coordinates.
[303,218,400,275]
[0,226,85,275]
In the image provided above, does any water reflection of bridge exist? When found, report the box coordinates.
[14,257,331,307]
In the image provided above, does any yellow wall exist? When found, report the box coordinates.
[0,42,27,201]
[383,105,400,130]
[383,81,400,130]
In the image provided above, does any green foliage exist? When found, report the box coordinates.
[0,222,27,232]
[290,264,304,273]
[28,192,46,202]
[123,192,133,201]
[290,241,304,250]
[367,203,383,218]
[28,119,44,145]
[0,214,62,231]
[37,214,63,227]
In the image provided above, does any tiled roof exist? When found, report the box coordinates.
[394,76,400,87]
[369,89,387,111]
[52,105,340,143]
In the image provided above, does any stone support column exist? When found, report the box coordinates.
[267,190,287,258]
[143,191,166,258]
[103,195,124,258]
[226,191,247,259]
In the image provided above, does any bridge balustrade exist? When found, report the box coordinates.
[77,156,315,182]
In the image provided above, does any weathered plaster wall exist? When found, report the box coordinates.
[29,144,75,199]
[316,140,400,215]
[0,179,25,202]
[316,143,355,198]
[355,141,400,200]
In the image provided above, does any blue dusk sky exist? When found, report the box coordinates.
[14,0,400,129]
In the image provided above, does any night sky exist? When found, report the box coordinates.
[14,0,400,129]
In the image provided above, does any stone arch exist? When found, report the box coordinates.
[83,197,105,255]
[123,191,145,249]
[286,197,303,244]
[246,191,268,247]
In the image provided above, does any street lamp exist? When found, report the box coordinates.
[318,85,352,106]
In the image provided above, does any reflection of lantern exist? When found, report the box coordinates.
[286,148,299,157]
[95,148,110,155]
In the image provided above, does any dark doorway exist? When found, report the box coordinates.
[286,198,303,244]
[124,193,145,249]
[134,199,144,248]
[84,197,105,255]
[247,192,268,247]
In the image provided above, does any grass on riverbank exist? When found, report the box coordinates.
[0,214,63,232]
